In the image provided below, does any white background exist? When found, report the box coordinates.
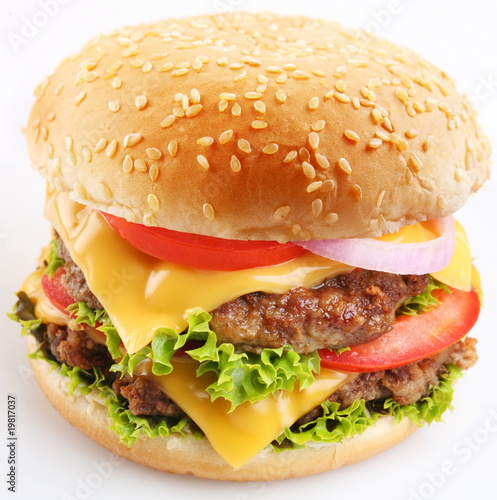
[1,1,497,499]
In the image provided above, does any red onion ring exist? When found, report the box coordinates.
[294,216,455,275]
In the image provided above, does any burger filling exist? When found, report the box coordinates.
[12,234,478,449]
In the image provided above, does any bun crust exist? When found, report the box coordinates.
[25,13,489,241]
[29,338,418,481]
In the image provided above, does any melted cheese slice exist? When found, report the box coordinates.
[44,186,353,354]
[136,358,353,469]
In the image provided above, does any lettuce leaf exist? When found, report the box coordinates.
[398,277,451,316]
[275,363,462,450]
[66,304,320,411]
[45,239,64,277]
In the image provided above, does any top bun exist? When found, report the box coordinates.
[26,12,490,241]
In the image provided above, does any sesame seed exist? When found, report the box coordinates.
[409,154,423,171]
[299,148,311,163]
[262,143,279,155]
[283,151,297,163]
[334,93,351,104]
[335,80,347,92]
[372,108,383,123]
[351,184,363,199]
[395,87,409,103]
[202,203,215,221]
[266,65,283,73]
[219,130,234,144]
[230,155,241,172]
[324,213,339,224]
[338,157,352,174]
[406,103,417,117]
[100,182,112,200]
[94,138,107,153]
[218,99,229,112]
[254,101,266,114]
[312,69,326,77]
[396,138,408,151]
[256,83,267,93]
[234,71,247,82]
[108,101,120,113]
[149,164,159,182]
[308,97,320,110]
[54,83,64,95]
[375,130,390,142]
[302,162,316,179]
[135,95,147,110]
[46,111,56,121]
[245,92,262,100]
[381,117,393,133]
[322,179,335,192]
[273,206,291,220]
[311,120,326,132]
[146,148,162,160]
[238,139,252,154]
[217,56,228,66]
[82,147,92,162]
[377,190,386,207]
[167,140,178,157]
[276,75,287,84]
[324,90,335,100]
[360,99,375,107]
[312,198,323,217]
[122,154,133,173]
[130,59,144,69]
[172,68,189,77]
[106,140,118,158]
[315,153,330,169]
[197,155,210,170]
[220,93,236,101]
[124,133,142,148]
[142,61,153,73]
[65,136,73,152]
[251,120,268,129]
[173,107,185,117]
[74,91,86,106]
[307,181,322,193]
[437,194,448,211]
[147,194,159,211]
[190,88,201,104]
[197,136,214,146]
[68,151,77,166]
[405,128,419,138]
[368,138,383,149]
[293,70,310,80]
[231,103,242,116]
[275,90,287,103]
[186,104,203,117]
[230,62,244,70]
[344,130,360,143]
[308,132,319,151]
[159,62,174,72]
[160,115,176,128]
[352,97,360,109]
[134,159,147,172]
[423,135,433,152]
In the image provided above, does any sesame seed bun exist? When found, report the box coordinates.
[27,336,418,481]
[25,12,490,241]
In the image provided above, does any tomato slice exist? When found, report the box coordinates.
[41,269,76,313]
[319,287,480,372]
[101,212,308,271]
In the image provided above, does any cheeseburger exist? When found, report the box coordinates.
[11,12,490,480]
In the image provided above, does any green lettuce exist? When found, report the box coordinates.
[45,239,64,277]
[66,303,320,411]
[398,277,451,316]
[275,364,461,450]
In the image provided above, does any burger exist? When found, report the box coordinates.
[10,12,490,480]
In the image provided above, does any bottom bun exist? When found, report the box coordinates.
[28,337,419,481]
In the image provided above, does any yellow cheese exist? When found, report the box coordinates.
[44,186,353,354]
[431,221,472,291]
[136,358,353,469]
[22,268,68,326]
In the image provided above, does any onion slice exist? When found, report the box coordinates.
[294,216,455,275]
